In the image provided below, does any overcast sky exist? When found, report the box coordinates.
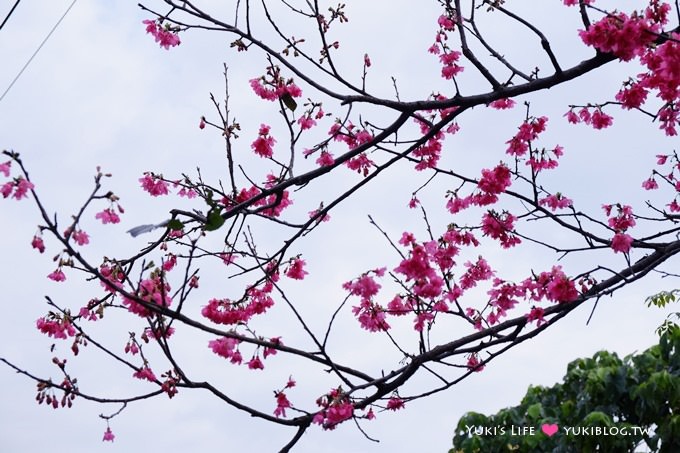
[1,1,678,452]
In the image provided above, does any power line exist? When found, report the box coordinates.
[0,0,77,103]
[0,0,22,31]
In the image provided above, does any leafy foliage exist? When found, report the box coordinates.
[451,329,680,452]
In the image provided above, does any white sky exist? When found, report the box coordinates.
[0,1,678,452]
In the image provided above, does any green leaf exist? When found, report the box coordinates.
[167,219,184,231]
[204,209,225,231]
[281,92,297,112]
[527,403,542,420]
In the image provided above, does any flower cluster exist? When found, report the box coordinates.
[446,163,513,214]
[489,98,517,110]
[1,175,34,200]
[539,192,573,211]
[466,353,485,372]
[573,3,678,136]
[36,315,76,339]
[523,266,580,303]
[285,258,308,280]
[480,210,521,248]
[506,116,548,156]
[202,282,276,326]
[428,13,465,80]
[102,427,115,442]
[251,124,276,158]
[578,9,661,62]
[273,377,296,418]
[142,19,181,49]
[133,366,157,382]
[603,204,636,253]
[139,173,170,196]
[313,388,355,430]
[345,228,489,333]
[122,276,172,318]
[208,336,242,364]
[465,266,581,331]
[31,234,45,253]
[645,154,680,211]
[249,65,303,102]
[386,396,405,411]
[395,240,447,299]
[329,121,374,151]
[344,269,390,332]
[223,182,293,218]
[95,208,121,224]
[412,116,446,170]
[564,107,613,130]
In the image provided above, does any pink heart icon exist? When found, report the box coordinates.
[541,423,559,437]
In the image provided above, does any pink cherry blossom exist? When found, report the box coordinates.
[315,151,335,167]
[579,12,658,62]
[611,232,634,253]
[564,109,580,124]
[459,257,493,290]
[343,274,381,299]
[387,295,410,316]
[72,229,90,246]
[477,164,512,196]
[247,356,265,370]
[642,177,658,190]
[142,19,181,49]
[251,124,276,158]
[352,299,390,332]
[162,253,177,271]
[286,258,308,280]
[0,160,10,177]
[48,269,66,282]
[139,173,169,196]
[297,115,317,130]
[386,397,405,411]
[324,401,354,427]
[547,275,578,303]
[95,208,120,224]
[2,177,34,200]
[249,78,278,101]
[539,193,573,211]
[480,210,521,248]
[437,14,455,31]
[605,204,636,231]
[0,181,11,198]
[31,235,45,253]
[133,366,157,382]
[590,109,613,129]
[36,316,76,339]
[526,307,546,327]
[208,336,241,362]
[466,353,484,372]
[439,51,464,79]
[615,83,648,109]
[274,392,291,418]
[263,337,282,359]
[489,98,516,110]
[122,277,172,317]
[102,427,115,442]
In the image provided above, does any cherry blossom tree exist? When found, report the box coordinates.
[1,0,680,451]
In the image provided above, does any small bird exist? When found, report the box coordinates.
[126,210,208,237]
[126,220,171,237]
